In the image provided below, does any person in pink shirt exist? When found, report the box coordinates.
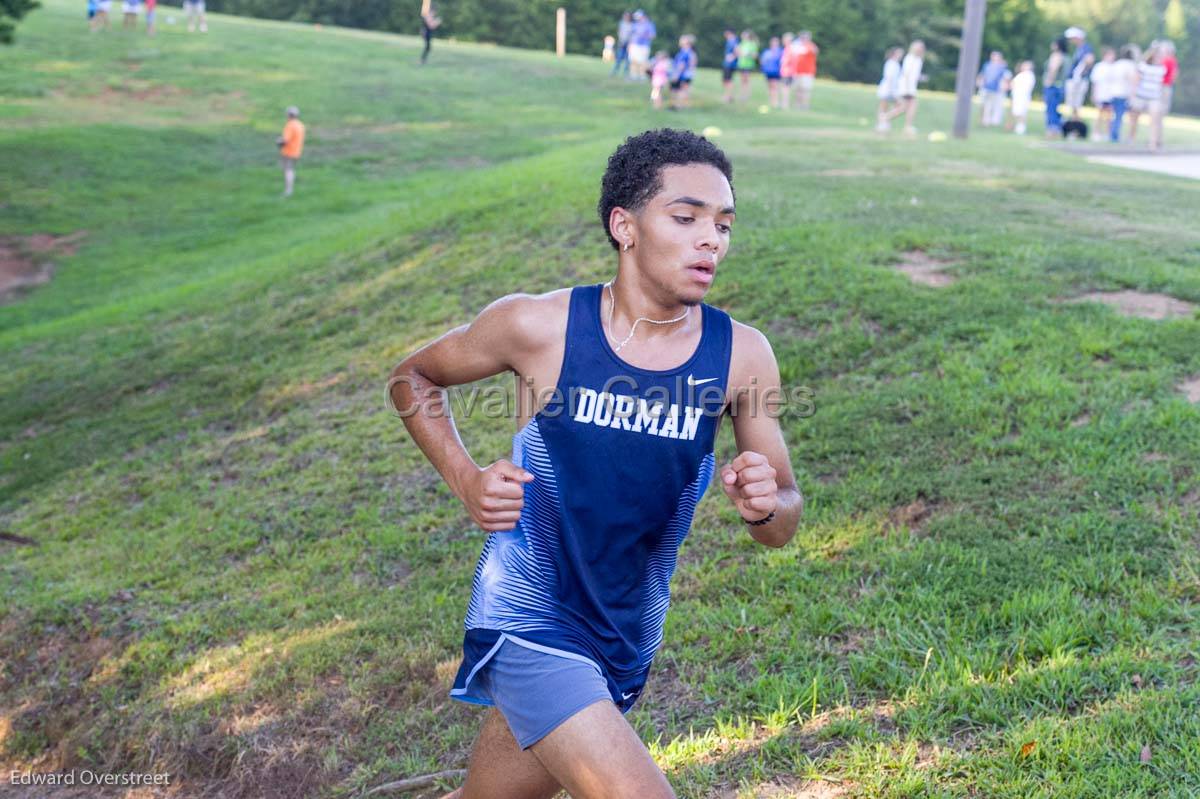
[778,32,795,109]
[144,0,156,35]
[649,51,670,109]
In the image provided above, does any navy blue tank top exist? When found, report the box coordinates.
[451,283,733,711]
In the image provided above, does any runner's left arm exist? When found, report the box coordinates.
[721,325,803,547]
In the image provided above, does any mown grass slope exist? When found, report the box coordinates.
[2,2,1199,797]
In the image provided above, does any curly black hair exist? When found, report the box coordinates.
[598,128,734,250]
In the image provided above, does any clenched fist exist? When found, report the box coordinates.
[720,451,778,523]
[458,459,534,532]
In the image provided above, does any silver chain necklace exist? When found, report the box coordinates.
[604,279,690,353]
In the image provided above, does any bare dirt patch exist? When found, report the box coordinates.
[8,86,248,130]
[1178,375,1200,403]
[893,250,957,287]
[99,82,187,104]
[637,659,711,732]
[0,232,84,303]
[764,316,821,341]
[826,628,873,657]
[750,777,848,798]
[885,497,937,534]
[1062,291,1196,320]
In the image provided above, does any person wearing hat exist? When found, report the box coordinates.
[276,106,306,197]
[1063,27,1094,121]
[626,10,656,80]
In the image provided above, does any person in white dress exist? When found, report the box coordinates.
[876,47,903,132]
[1008,61,1036,135]
[885,40,925,136]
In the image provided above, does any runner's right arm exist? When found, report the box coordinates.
[388,294,547,531]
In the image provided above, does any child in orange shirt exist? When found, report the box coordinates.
[276,106,305,197]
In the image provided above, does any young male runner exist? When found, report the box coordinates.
[388,128,803,799]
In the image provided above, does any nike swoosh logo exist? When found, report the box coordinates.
[622,691,637,700]
[687,375,718,386]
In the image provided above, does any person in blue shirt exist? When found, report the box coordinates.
[627,10,656,80]
[975,51,1012,127]
[669,35,698,110]
[1063,26,1095,121]
[760,36,784,108]
[390,128,802,799]
[721,29,739,103]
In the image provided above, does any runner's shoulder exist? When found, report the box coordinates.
[477,288,571,353]
[727,316,779,386]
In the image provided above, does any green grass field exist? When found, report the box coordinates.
[3,2,1200,797]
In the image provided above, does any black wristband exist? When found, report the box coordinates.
[744,510,775,526]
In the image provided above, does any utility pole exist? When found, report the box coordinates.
[952,0,987,138]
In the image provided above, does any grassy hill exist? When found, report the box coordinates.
[2,2,1199,797]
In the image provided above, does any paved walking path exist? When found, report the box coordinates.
[1085,152,1200,181]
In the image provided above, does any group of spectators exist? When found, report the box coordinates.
[86,0,209,34]
[606,10,701,110]
[604,15,1181,152]
[605,12,824,113]
[970,27,1179,150]
[718,30,820,110]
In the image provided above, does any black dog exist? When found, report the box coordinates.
[1063,119,1089,139]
